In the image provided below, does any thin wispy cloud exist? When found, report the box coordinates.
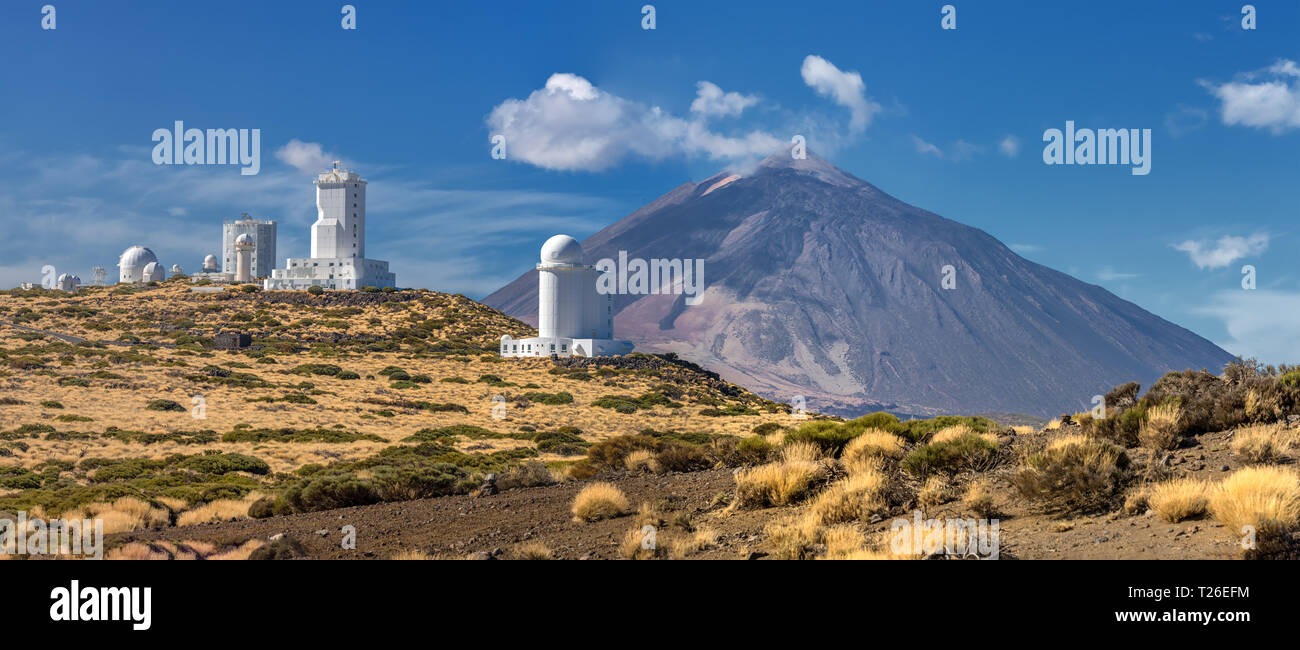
[998,135,1020,157]
[1195,289,1300,364]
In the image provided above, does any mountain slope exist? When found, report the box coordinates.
[484,152,1235,417]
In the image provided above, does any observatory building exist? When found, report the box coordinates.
[264,163,396,291]
[56,273,81,292]
[222,215,276,279]
[118,246,161,283]
[499,235,633,358]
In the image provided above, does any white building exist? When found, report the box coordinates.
[56,273,81,292]
[118,246,159,283]
[142,262,165,283]
[222,215,276,279]
[500,235,633,358]
[264,163,396,291]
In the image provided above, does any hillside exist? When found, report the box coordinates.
[485,151,1235,418]
[4,281,1297,562]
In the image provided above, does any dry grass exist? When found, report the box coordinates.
[571,482,631,522]
[390,549,436,560]
[734,457,829,508]
[1231,424,1295,463]
[105,542,170,561]
[931,424,994,445]
[176,492,263,527]
[1013,435,1130,514]
[1208,466,1300,542]
[963,477,997,517]
[1147,478,1210,523]
[805,465,890,526]
[624,449,661,473]
[842,429,904,461]
[620,526,661,560]
[64,497,170,534]
[1124,487,1150,515]
[1139,403,1182,450]
[918,476,951,508]
[508,542,553,560]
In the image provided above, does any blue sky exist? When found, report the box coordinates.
[1,1,1297,364]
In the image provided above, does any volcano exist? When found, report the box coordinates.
[483,151,1234,417]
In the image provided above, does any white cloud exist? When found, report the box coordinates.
[275,139,336,173]
[911,136,980,161]
[800,55,880,134]
[1172,233,1270,270]
[690,81,759,118]
[1195,290,1300,365]
[911,135,942,157]
[1097,267,1141,281]
[998,135,1020,157]
[1202,59,1300,133]
[485,73,783,172]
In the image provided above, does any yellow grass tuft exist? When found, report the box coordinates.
[571,482,631,522]
[806,467,890,526]
[207,539,265,561]
[842,429,904,461]
[963,477,997,517]
[918,476,951,508]
[780,441,822,464]
[1231,423,1295,463]
[509,542,553,560]
[105,542,170,561]
[390,549,436,560]
[1147,478,1210,523]
[176,492,264,527]
[624,449,661,473]
[734,457,829,508]
[65,497,170,534]
[1208,466,1300,542]
[1139,403,1182,451]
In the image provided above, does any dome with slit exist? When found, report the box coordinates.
[540,234,583,265]
[235,233,254,247]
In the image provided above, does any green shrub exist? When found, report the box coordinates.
[145,399,186,412]
[901,434,999,477]
[39,400,64,409]
[1013,437,1130,514]
[523,391,574,405]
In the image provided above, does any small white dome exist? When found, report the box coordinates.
[540,234,583,265]
[235,233,254,246]
[118,245,158,270]
[203,254,219,270]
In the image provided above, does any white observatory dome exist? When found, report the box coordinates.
[203,254,219,271]
[142,261,165,282]
[540,235,583,265]
[235,233,254,247]
[118,245,158,270]
[118,245,158,283]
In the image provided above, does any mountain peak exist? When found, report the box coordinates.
[753,147,861,187]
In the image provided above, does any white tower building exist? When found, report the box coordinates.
[500,235,631,358]
[118,246,158,283]
[234,233,254,282]
[222,215,276,279]
[265,163,396,291]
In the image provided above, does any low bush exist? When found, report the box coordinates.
[1013,436,1130,514]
